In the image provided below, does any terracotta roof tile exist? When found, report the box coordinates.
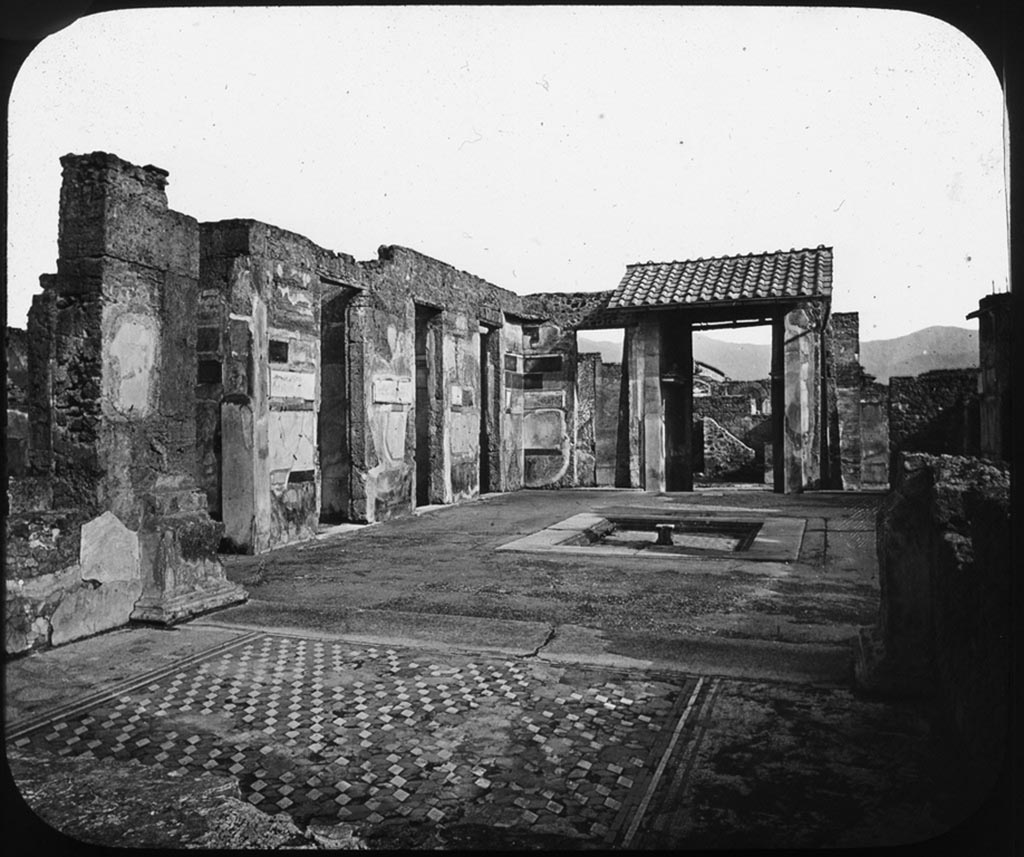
[609,246,832,309]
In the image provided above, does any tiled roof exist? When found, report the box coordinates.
[608,246,833,309]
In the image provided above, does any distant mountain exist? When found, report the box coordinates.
[576,325,979,384]
[859,326,977,383]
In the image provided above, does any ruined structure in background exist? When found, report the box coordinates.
[8,150,1003,656]
[857,291,1013,807]
[568,248,838,493]
[967,292,1013,462]
[828,312,890,489]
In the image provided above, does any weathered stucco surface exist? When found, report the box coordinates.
[5,153,244,654]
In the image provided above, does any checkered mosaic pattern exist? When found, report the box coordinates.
[9,633,698,844]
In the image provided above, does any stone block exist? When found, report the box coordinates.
[79,511,141,584]
[50,579,144,647]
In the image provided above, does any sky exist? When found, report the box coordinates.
[6,5,1008,345]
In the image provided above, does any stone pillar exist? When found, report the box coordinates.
[635,319,665,492]
[770,315,785,491]
[621,325,644,488]
[781,301,826,492]
[55,152,245,625]
[968,293,1012,461]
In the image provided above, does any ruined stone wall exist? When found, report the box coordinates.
[520,291,614,330]
[692,394,762,436]
[5,326,29,477]
[354,245,529,520]
[520,321,578,488]
[25,288,56,477]
[829,312,862,387]
[888,369,979,472]
[199,220,362,550]
[6,152,242,654]
[573,353,600,486]
[864,453,1010,805]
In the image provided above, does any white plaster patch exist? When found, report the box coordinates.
[373,377,414,405]
[268,410,315,472]
[450,412,477,455]
[524,408,565,450]
[386,325,399,357]
[450,385,463,407]
[79,511,141,584]
[270,369,315,400]
[107,313,158,416]
[383,410,408,461]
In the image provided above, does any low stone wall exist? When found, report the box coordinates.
[859,452,1010,805]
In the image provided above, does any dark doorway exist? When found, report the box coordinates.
[319,288,355,523]
[771,313,785,492]
[415,304,442,507]
[479,325,497,494]
[661,316,693,491]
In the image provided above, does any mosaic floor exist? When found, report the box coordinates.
[8,631,713,847]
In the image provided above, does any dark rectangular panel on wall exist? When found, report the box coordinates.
[524,355,563,373]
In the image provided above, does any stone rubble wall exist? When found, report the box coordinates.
[5,326,30,477]
[887,369,979,483]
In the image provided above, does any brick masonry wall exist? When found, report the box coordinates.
[829,311,862,387]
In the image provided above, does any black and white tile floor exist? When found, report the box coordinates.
[8,631,715,847]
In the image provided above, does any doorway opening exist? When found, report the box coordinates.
[661,316,693,491]
[319,287,356,523]
[690,321,775,489]
[479,324,499,494]
[415,303,442,507]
